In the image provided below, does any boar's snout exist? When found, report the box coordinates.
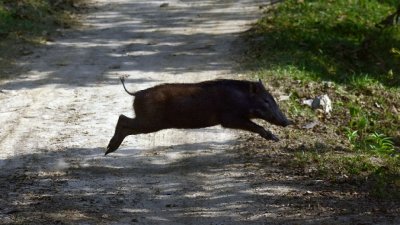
[275,118,293,127]
[268,111,293,127]
[284,119,294,127]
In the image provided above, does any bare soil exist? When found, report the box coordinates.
[0,0,398,224]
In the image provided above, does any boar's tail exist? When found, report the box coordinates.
[120,77,136,96]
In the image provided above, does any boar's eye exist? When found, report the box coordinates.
[263,95,276,106]
[263,97,271,105]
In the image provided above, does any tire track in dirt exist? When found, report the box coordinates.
[0,83,69,161]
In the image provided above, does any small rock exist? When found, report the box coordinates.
[45,36,55,42]
[302,120,319,129]
[322,81,335,88]
[278,94,291,101]
[42,115,52,120]
[311,98,321,109]
[369,157,384,166]
[109,64,121,69]
[390,105,398,115]
[304,190,313,195]
[146,41,158,45]
[312,95,332,115]
[302,99,314,107]
[160,3,169,7]
[20,49,33,56]
[304,167,318,174]
[303,95,332,115]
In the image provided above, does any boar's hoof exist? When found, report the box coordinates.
[105,146,115,156]
[270,134,279,142]
[105,136,120,155]
[286,120,294,126]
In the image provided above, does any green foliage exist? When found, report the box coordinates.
[294,150,400,198]
[0,0,82,37]
[366,132,395,155]
[345,129,358,145]
[247,0,400,198]
[346,104,396,156]
[1,0,50,36]
[250,0,400,86]
[0,0,82,78]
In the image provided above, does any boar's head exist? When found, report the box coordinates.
[250,80,293,127]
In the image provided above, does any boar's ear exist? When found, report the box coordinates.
[250,82,262,95]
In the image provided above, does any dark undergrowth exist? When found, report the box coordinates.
[0,0,87,78]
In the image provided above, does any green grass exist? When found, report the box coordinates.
[248,0,400,86]
[246,0,400,197]
[0,0,82,35]
[0,0,84,78]
[293,151,400,197]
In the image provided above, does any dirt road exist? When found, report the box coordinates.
[0,0,275,224]
[1,0,399,224]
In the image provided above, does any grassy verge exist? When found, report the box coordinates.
[245,0,400,197]
[0,0,86,78]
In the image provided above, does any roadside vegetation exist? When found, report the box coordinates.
[245,0,400,197]
[0,0,86,78]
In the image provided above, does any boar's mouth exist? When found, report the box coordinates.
[270,117,293,127]
[283,119,294,127]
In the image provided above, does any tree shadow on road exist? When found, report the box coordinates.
[0,0,261,91]
[1,139,398,224]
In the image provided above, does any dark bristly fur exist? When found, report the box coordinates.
[106,78,292,155]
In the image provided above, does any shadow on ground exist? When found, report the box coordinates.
[1,139,398,224]
[0,0,261,91]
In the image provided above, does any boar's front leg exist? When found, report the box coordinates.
[221,116,279,142]
[106,114,161,155]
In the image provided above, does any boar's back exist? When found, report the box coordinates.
[132,79,254,129]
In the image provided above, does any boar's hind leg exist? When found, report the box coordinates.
[221,116,279,142]
[106,114,161,155]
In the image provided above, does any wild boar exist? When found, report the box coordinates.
[105,77,292,155]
